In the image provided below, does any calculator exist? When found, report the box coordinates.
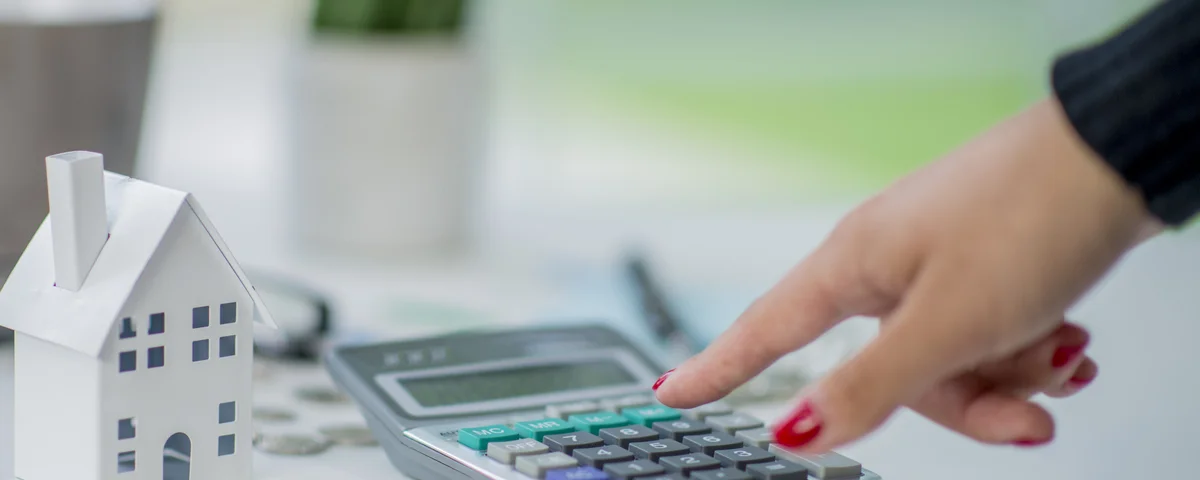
[325,324,881,480]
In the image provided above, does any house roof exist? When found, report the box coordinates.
[0,173,276,357]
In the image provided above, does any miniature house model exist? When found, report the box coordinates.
[0,152,275,480]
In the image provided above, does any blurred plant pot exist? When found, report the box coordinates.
[289,1,480,260]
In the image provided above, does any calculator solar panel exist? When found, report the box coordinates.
[326,324,881,480]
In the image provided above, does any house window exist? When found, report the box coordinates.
[219,335,236,358]
[119,351,136,373]
[117,451,135,473]
[119,317,135,339]
[219,402,236,424]
[220,302,237,325]
[149,313,165,335]
[217,434,235,456]
[193,306,209,329]
[193,339,209,362]
[148,347,165,369]
[118,418,136,440]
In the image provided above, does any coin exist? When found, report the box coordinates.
[255,433,332,456]
[319,424,379,447]
[295,385,350,404]
[253,406,298,424]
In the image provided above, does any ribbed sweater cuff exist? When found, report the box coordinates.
[1051,0,1200,226]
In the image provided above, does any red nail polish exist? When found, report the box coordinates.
[652,369,675,390]
[773,400,823,448]
[1065,375,1094,390]
[1012,438,1051,447]
[1051,345,1086,368]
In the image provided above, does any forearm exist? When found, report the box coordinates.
[1052,0,1200,226]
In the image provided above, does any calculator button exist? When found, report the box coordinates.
[517,452,581,479]
[487,438,551,464]
[549,401,602,419]
[517,418,579,441]
[573,446,636,468]
[682,403,734,421]
[458,424,520,450]
[652,420,712,441]
[547,467,610,480]
[622,406,682,427]
[692,468,753,480]
[599,425,660,448]
[628,439,690,462]
[570,412,631,434]
[733,428,773,450]
[544,432,605,455]
[713,446,774,469]
[603,460,666,479]
[767,446,861,479]
[704,414,764,434]
[682,432,744,456]
[601,395,654,412]
[745,461,808,480]
[640,475,687,480]
[660,453,722,476]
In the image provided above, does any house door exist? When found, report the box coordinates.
[163,433,191,480]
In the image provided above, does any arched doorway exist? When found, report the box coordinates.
[163,433,191,480]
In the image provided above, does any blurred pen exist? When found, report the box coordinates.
[625,253,704,363]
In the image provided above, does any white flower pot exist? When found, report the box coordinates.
[288,35,482,260]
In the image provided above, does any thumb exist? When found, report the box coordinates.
[773,269,1027,452]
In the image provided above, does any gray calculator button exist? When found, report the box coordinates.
[746,461,808,480]
[573,445,636,468]
[682,432,743,456]
[548,401,602,419]
[767,446,861,479]
[652,420,712,441]
[628,439,690,462]
[705,414,764,434]
[601,395,654,412]
[604,459,666,479]
[544,432,605,455]
[734,428,773,450]
[517,452,580,479]
[488,438,551,464]
[713,446,774,469]
[600,425,660,448]
[693,468,753,480]
[640,475,687,480]
[660,453,722,476]
[683,402,734,421]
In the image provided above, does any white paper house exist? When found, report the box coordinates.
[0,152,276,480]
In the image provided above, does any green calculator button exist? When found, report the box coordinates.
[458,424,520,450]
[568,411,630,434]
[516,418,577,441]
[621,405,682,427]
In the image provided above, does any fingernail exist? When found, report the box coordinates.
[1065,373,1095,390]
[1051,345,1086,368]
[1012,437,1051,447]
[652,369,675,391]
[773,399,823,448]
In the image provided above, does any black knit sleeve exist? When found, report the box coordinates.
[1051,0,1200,226]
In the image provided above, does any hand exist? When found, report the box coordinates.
[653,98,1162,451]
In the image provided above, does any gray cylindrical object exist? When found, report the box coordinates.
[0,12,156,342]
[0,15,154,276]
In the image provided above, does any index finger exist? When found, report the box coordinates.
[653,254,849,408]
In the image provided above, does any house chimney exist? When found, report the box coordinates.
[45,151,108,291]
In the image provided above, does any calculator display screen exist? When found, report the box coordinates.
[398,359,637,408]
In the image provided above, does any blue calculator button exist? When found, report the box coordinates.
[547,467,610,480]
